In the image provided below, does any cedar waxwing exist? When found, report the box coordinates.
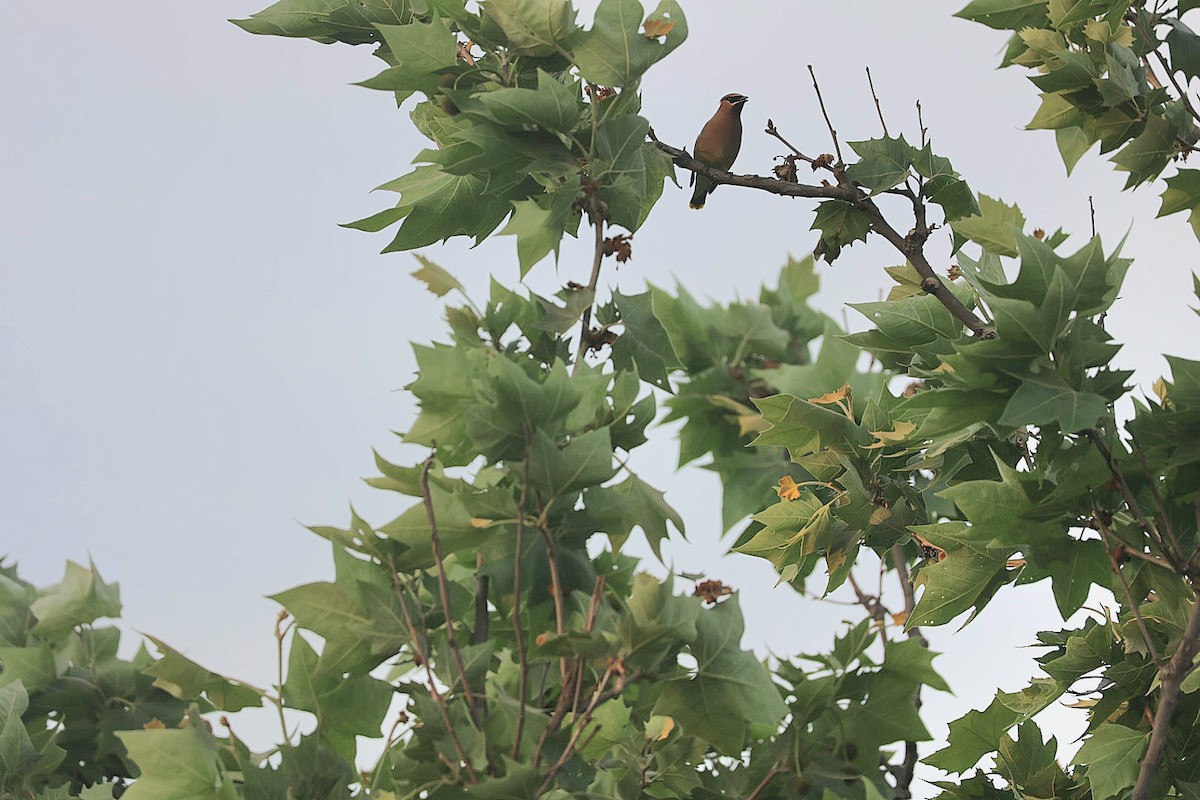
[689,93,749,209]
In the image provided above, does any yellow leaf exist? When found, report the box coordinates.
[809,383,851,405]
[737,413,767,437]
[776,475,801,501]
[469,517,493,529]
[1153,377,1169,406]
[890,611,909,627]
[643,17,675,38]
[869,505,892,525]
[866,420,916,449]
[647,715,675,740]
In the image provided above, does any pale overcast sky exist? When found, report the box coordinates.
[3,2,1198,795]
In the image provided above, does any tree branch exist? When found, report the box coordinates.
[510,437,531,759]
[648,136,995,339]
[388,560,478,783]
[1132,595,1200,800]
[420,454,482,725]
[571,217,606,377]
[890,545,925,800]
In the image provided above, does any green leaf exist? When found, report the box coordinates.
[923,696,1017,772]
[411,254,465,297]
[482,0,578,56]
[527,427,618,497]
[593,115,651,231]
[1073,724,1148,800]
[1111,112,1176,189]
[1057,126,1093,175]
[810,199,870,262]
[366,166,513,251]
[610,290,681,390]
[117,710,240,800]
[499,176,583,275]
[925,174,981,221]
[882,638,952,693]
[846,135,916,192]
[999,371,1108,431]
[954,0,1049,30]
[379,484,494,570]
[358,18,459,94]
[231,0,414,46]
[281,634,391,760]
[653,596,787,755]
[850,291,964,346]
[908,522,1010,627]
[142,636,266,712]
[1167,19,1200,83]
[1027,92,1086,130]
[951,194,1026,257]
[0,682,36,780]
[1158,168,1200,219]
[0,644,55,691]
[471,70,583,133]
[29,560,121,638]
[750,394,861,459]
[572,0,688,87]
[582,474,684,559]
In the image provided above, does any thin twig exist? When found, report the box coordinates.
[534,666,617,797]
[273,612,296,748]
[419,454,481,722]
[1132,597,1200,800]
[388,559,478,783]
[745,759,782,800]
[1089,196,1096,239]
[807,64,843,164]
[510,434,531,759]
[1134,439,1183,559]
[572,218,606,377]
[764,118,816,163]
[1085,429,1177,567]
[472,551,489,646]
[1095,504,1164,664]
[866,67,889,137]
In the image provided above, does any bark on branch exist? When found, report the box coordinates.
[649,137,994,339]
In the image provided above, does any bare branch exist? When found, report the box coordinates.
[764,118,816,164]
[866,67,889,137]
[808,65,844,164]
[649,136,994,339]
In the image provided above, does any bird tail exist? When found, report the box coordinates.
[689,176,711,209]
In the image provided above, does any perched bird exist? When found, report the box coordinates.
[689,93,748,209]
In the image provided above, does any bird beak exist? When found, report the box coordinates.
[728,95,749,106]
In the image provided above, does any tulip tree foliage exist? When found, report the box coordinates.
[5,0,1200,798]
